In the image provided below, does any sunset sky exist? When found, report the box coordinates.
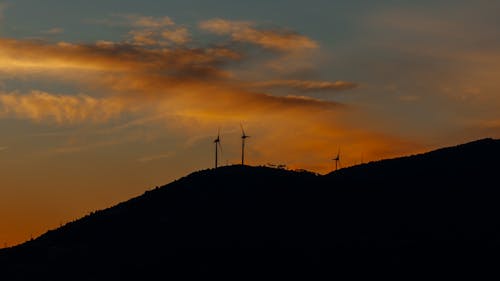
[1,0,500,246]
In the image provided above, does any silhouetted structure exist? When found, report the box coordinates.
[213,129,222,168]
[332,147,341,170]
[240,124,250,165]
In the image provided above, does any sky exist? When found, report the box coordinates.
[1,0,500,246]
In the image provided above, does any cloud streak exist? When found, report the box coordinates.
[0,28,342,123]
[41,27,64,35]
[200,18,318,51]
[138,153,174,163]
[253,80,358,92]
[128,15,174,28]
[0,91,130,124]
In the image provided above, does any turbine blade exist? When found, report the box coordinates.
[240,123,246,136]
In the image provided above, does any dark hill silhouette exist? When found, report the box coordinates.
[2,138,500,279]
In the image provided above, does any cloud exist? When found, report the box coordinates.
[0,37,340,112]
[138,153,173,163]
[253,80,358,92]
[0,38,235,80]
[0,88,341,126]
[128,29,158,46]
[41,27,64,35]
[0,146,7,151]
[200,18,318,51]
[161,27,190,44]
[365,7,500,108]
[121,15,190,46]
[199,18,252,34]
[0,91,130,124]
[127,15,174,28]
[90,14,189,46]
[0,16,422,172]
[128,26,191,46]
[398,95,420,102]
[0,36,343,127]
[0,2,8,21]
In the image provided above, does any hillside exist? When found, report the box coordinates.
[1,138,500,279]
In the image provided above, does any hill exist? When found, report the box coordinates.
[1,138,500,279]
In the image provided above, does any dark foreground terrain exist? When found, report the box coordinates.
[2,138,500,279]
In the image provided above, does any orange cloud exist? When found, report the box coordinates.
[128,26,191,46]
[0,38,235,80]
[128,15,174,28]
[0,91,130,124]
[0,17,421,172]
[128,29,158,46]
[199,18,318,51]
[161,27,190,44]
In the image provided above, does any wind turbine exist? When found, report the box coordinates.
[214,129,222,168]
[333,148,341,171]
[240,124,250,165]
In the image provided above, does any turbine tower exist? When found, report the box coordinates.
[214,129,222,168]
[240,124,250,165]
[333,148,341,171]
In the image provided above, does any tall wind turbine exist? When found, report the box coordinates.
[240,124,250,165]
[333,148,341,171]
[214,129,222,168]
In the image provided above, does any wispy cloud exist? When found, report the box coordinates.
[0,15,418,171]
[161,27,190,44]
[41,27,64,35]
[0,146,7,151]
[0,30,341,124]
[127,15,174,28]
[366,7,500,107]
[0,91,130,124]
[200,18,318,51]
[0,2,8,21]
[253,80,358,92]
[138,153,173,163]
[50,139,126,154]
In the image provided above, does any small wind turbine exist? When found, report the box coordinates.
[333,148,341,171]
[240,124,250,165]
[214,129,222,168]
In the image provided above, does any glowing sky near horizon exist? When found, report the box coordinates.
[1,0,500,246]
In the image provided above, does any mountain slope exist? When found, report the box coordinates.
[1,138,500,279]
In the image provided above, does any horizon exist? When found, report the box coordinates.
[1,137,497,249]
[1,0,500,246]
